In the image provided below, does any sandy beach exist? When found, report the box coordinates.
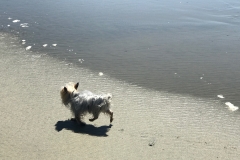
[1,33,240,159]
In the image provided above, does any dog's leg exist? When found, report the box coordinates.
[89,113,99,122]
[106,109,113,123]
[74,112,85,125]
[75,113,81,124]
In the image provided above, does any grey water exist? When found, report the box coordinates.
[1,0,240,106]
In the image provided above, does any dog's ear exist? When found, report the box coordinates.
[74,82,79,90]
[64,87,68,92]
[107,94,112,99]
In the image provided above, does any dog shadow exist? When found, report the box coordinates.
[55,119,112,137]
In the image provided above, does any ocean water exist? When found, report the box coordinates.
[1,0,240,105]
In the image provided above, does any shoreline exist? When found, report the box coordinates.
[1,33,240,159]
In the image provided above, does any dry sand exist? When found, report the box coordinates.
[1,33,240,159]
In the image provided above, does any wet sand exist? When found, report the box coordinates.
[1,33,240,159]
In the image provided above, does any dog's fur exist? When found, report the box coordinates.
[60,82,113,125]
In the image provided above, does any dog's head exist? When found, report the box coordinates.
[106,93,112,103]
[60,82,79,105]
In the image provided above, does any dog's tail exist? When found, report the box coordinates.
[98,93,112,108]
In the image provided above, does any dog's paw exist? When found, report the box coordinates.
[89,118,95,122]
[70,118,77,122]
[110,117,113,123]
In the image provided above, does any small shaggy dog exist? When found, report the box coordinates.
[60,82,113,125]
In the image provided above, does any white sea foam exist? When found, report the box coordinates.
[20,23,29,28]
[225,102,239,111]
[78,59,84,63]
[99,72,104,76]
[217,95,224,99]
[12,20,20,23]
[7,25,10,27]
[43,44,48,47]
[25,46,32,50]
[8,17,12,20]
[22,40,26,42]
[52,44,57,46]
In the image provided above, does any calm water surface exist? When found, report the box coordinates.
[0,0,240,105]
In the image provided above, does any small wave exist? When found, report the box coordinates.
[25,46,32,50]
[217,95,224,99]
[52,44,57,46]
[225,102,238,112]
[12,20,20,23]
[43,44,48,47]
[20,23,29,28]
